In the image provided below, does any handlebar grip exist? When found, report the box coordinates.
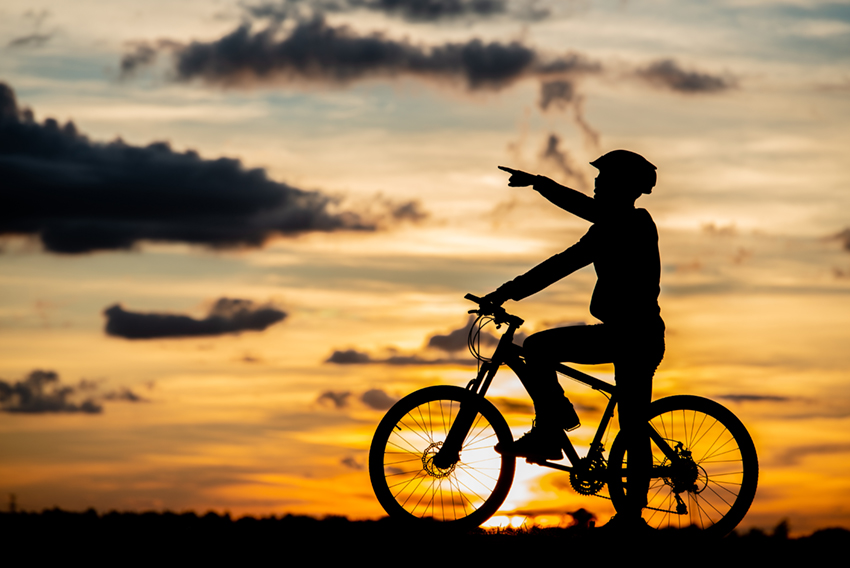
[464,293,483,303]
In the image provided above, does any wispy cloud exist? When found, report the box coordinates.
[635,59,735,94]
[539,133,590,189]
[832,227,850,252]
[104,298,287,339]
[6,10,53,49]
[773,443,850,467]
[317,390,352,408]
[716,393,791,403]
[316,388,397,410]
[326,316,494,365]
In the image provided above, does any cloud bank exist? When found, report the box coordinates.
[104,298,287,339]
[0,82,422,254]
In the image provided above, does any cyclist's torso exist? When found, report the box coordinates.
[586,208,661,324]
[499,206,662,329]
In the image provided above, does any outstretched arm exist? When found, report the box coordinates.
[498,166,597,223]
[483,233,595,304]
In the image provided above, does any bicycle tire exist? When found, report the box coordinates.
[369,386,515,528]
[608,395,758,536]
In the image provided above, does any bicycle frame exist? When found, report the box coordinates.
[373,296,757,533]
[432,311,682,477]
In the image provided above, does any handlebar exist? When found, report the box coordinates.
[464,293,524,328]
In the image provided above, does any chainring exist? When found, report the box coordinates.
[570,454,607,496]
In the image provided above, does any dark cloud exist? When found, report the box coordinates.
[387,200,429,223]
[325,349,475,365]
[120,17,598,91]
[118,39,186,79]
[325,349,373,364]
[427,315,497,352]
[104,298,287,339]
[245,0,512,23]
[0,82,419,254]
[119,43,159,78]
[317,388,396,410]
[318,390,352,408]
[361,388,397,410]
[340,456,364,469]
[383,353,474,365]
[636,59,735,94]
[102,388,148,402]
[363,0,506,20]
[716,394,791,403]
[0,370,102,414]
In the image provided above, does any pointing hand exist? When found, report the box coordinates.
[498,166,536,188]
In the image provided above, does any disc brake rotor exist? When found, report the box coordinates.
[422,442,456,478]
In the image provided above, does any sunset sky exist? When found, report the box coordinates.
[1,0,849,534]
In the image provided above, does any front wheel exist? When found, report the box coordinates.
[369,386,515,528]
[608,395,758,536]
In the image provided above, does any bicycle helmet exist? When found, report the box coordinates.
[590,150,657,194]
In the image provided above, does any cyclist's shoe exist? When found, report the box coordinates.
[495,425,563,461]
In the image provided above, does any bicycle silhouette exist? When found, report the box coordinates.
[369,294,758,535]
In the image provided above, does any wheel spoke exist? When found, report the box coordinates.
[370,387,515,528]
[606,396,757,536]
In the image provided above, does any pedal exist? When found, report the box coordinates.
[675,494,688,515]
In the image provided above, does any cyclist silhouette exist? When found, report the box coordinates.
[484,150,665,525]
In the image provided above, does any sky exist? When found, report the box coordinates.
[1,0,849,534]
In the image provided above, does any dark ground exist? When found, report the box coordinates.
[3,509,847,563]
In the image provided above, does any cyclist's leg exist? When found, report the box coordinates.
[520,324,613,428]
[612,320,665,518]
[497,324,613,458]
[612,363,653,517]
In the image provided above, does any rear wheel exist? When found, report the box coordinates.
[608,395,758,536]
[369,386,515,528]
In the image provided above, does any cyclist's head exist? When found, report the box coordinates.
[590,150,657,198]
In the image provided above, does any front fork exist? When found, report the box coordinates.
[430,360,499,470]
[431,328,515,470]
